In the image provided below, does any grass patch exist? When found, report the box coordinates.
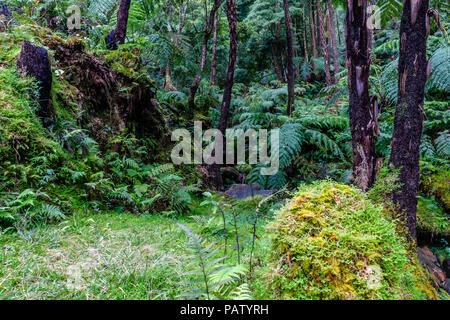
[0,212,195,299]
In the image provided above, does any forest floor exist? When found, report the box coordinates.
[0,208,271,300]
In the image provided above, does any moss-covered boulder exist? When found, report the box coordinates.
[265,181,438,300]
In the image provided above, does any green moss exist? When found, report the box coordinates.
[421,169,450,212]
[265,181,438,300]
[417,196,450,235]
[0,68,63,164]
[96,48,152,82]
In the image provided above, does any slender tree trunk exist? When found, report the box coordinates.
[272,2,285,82]
[336,10,342,46]
[218,0,238,135]
[292,17,300,79]
[283,0,295,115]
[309,4,318,58]
[188,0,224,109]
[317,2,333,85]
[346,0,377,192]
[210,11,219,86]
[389,0,430,242]
[165,0,189,91]
[327,0,339,82]
[212,0,238,189]
[303,9,309,63]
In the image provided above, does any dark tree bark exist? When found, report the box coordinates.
[327,0,339,82]
[283,0,295,115]
[345,0,377,191]
[211,0,238,189]
[210,10,219,86]
[317,2,333,86]
[389,0,430,242]
[17,40,53,125]
[188,0,225,109]
[217,0,238,135]
[105,0,131,50]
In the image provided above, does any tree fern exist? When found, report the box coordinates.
[435,130,450,158]
[427,45,450,92]
[88,0,119,23]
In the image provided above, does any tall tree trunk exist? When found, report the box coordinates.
[317,2,333,85]
[327,0,339,82]
[218,0,238,135]
[188,0,225,109]
[105,0,131,49]
[309,4,318,58]
[292,17,300,79]
[389,0,430,242]
[336,10,342,46]
[210,11,219,86]
[212,0,238,189]
[346,0,377,192]
[272,2,285,82]
[165,0,189,91]
[303,8,309,63]
[283,0,295,115]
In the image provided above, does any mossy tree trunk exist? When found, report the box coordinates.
[345,0,376,192]
[17,40,53,126]
[389,0,430,242]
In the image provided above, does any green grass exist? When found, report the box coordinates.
[0,212,196,299]
[0,203,274,300]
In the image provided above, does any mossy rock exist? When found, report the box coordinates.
[265,181,438,300]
